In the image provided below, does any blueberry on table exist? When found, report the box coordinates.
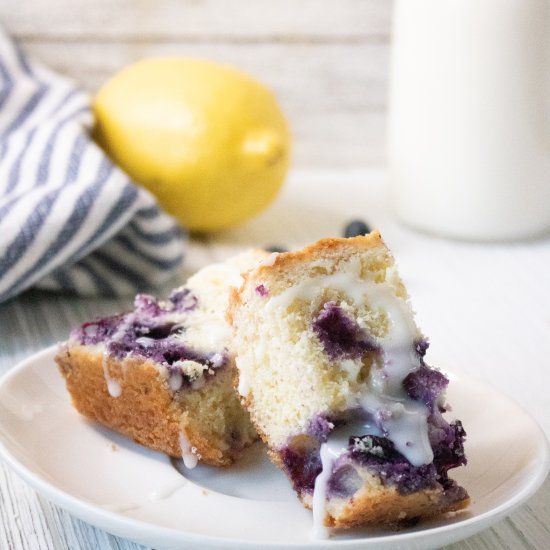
[264,245,288,253]
[344,220,371,238]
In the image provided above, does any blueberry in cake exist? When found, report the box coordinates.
[228,232,468,532]
[56,252,264,467]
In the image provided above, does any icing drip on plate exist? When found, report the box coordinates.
[179,432,200,469]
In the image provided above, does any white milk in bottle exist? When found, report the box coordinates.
[388,0,550,241]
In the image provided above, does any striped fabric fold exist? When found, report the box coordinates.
[0,27,186,303]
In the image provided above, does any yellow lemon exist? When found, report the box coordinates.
[93,58,291,231]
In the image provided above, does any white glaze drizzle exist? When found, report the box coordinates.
[101,476,188,512]
[179,432,199,469]
[135,336,155,347]
[102,351,122,398]
[258,252,279,267]
[110,315,133,342]
[148,479,188,501]
[260,263,432,537]
[238,371,250,397]
[100,316,134,398]
[168,371,183,391]
[356,284,432,466]
[209,352,225,368]
[311,444,334,539]
[266,266,431,464]
[312,421,373,538]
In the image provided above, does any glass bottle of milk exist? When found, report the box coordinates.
[387,0,550,241]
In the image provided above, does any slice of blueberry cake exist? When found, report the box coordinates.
[56,252,264,467]
[228,233,468,532]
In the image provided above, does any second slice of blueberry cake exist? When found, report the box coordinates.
[56,252,264,467]
[229,233,468,531]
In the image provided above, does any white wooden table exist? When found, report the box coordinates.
[1,169,549,549]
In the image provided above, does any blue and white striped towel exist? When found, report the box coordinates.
[0,28,186,303]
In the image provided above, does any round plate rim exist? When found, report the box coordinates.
[0,345,548,549]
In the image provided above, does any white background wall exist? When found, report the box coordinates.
[1,0,394,168]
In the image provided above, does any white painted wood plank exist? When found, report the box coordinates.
[18,40,388,167]
[2,1,392,168]
[22,42,388,107]
[505,478,550,550]
[39,498,148,550]
[292,110,386,167]
[0,462,56,550]
[2,0,392,39]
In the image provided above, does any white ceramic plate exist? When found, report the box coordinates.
[0,347,548,550]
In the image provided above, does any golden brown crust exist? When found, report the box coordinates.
[254,232,386,287]
[322,485,469,528]
[267,438,469,528]
[56,345,185,457]
[253,232,384,276]
[227,231,389,326]
[56,345,247,466]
